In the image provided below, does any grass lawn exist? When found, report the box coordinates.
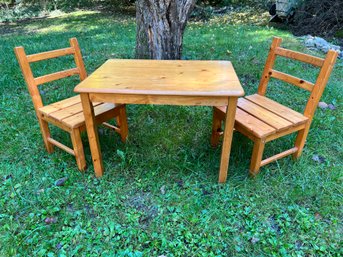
[0,10,342,256]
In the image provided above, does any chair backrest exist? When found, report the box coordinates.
[14,38,87,112]
[257,37,338,119]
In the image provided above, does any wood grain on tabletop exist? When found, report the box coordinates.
[74,59,244,96]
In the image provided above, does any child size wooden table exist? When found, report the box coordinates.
[74,59,244,183]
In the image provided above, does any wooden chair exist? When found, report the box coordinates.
[211,37,338,176]
[14,38,128,171]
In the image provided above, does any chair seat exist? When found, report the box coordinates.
[216,94,308,138]
[39,95,119,129]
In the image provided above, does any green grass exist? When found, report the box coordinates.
[0,10,342,256]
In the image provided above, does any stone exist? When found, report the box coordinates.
[55,177,68,186]
[328,104,336,110]
[304,35,342,58]
[313,36,327,47]
[318,102,328,109]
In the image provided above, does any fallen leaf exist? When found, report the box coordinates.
[44,217,57,224]
[251,237,260,244]
[202,189,211,195]
[160,185,166,195]
[176,180,184,188]
[314,213,322,220]
[98,127,105,135]
[312,154,326,164]
[328,103,336,110]
[3,174,12,181]
[318,102,328,109]
[66,203,74,212]
[36,188,45,195]
[252,58,259,65]
[55,177,68,186]
[226,50,232,55]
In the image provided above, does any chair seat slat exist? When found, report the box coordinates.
[39,96,102,123]
[63,103,118,128]
[215,106,276,138]
[39,95,81,114]
[235,108,276,138]
[245,94,308,125]
[237,98,293,131]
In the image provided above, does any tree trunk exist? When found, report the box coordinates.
[135,0,196,60]
[40,0,47,11]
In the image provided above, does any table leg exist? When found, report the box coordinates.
[80,93,104,177]
[218,97,238,183]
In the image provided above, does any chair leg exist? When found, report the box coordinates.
[211,108,222,147]
[70,128,86,171]
[38,118,54,153]
[249,138,266,176]
[292,124,311,159]
[116,105,128,142]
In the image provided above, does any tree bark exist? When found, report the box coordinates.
[135,0,196,60]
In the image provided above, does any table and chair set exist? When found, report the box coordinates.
[14,37,338,183]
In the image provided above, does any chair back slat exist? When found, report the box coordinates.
[34,68,80,86]
[14,38,87,111]
[26,47,75,63]
[274,47,324,67]
[269,69,314,92]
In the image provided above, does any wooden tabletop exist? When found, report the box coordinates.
[74,59,244,97]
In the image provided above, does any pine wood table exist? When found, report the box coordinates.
[74,59,244,183]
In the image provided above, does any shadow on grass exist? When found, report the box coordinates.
[0,10,134,36]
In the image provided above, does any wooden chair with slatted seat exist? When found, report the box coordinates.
[211,37,338,176]
[14,38,128,171]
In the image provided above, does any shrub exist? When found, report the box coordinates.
[291,0,343,37]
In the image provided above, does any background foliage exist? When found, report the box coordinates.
[0,0,270,12]
[291,0,343,38]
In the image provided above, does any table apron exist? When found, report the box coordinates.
[89,93,229,106]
